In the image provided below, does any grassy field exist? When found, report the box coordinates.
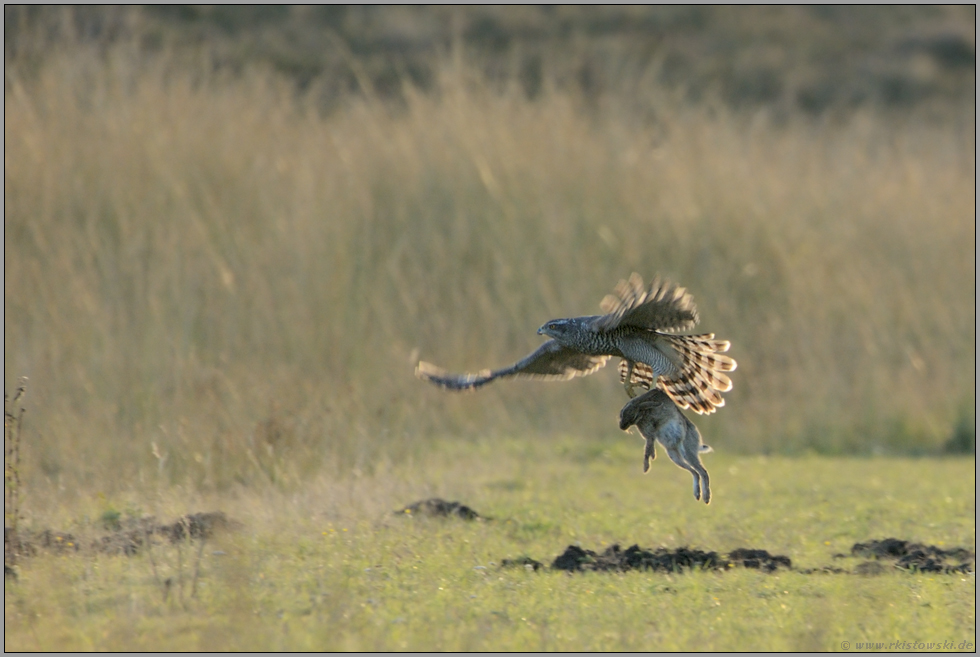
[4,38,975,492]
[4,438,976,651]
[3,16,976,652]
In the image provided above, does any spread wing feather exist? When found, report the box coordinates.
[594,273,699,333]
[416,340,611,391]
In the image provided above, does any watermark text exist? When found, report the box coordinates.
[841,640,973,651]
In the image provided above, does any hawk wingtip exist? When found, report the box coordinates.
[415,360,447,381]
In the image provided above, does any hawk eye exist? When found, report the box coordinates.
[548,322,558,330]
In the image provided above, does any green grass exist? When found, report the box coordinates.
[4,440,975,651]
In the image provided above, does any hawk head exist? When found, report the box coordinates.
[537,318,581,341]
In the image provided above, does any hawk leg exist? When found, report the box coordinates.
[623,360,638,398]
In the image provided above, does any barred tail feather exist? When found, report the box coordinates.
[623,333,737,414]
[666,334,737,373]
[673,333,733,355]
[618,359,655,389]
[662,375,723,415]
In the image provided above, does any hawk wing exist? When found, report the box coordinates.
[416,340,611,391]
[593,273,699,332]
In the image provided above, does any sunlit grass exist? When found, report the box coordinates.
[4,440,975,651]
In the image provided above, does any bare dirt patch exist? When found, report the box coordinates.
[727,548,794,572]
[845,538,975,574]
[501,556,545,571]
[505,538,974,576]
[4,511,239,563]
[95,511,239,556]
[395,498,487,520]
[549,544,791,574]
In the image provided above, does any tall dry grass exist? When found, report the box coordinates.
[4,42,975,494]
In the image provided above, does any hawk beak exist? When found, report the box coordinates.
[536,326,545,335]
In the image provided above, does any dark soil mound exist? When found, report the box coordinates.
[549,544,793,574]
[4,511,240,561]
[551,544,760,574]
[850,538,974,574]
[854,561,890,575]
[795,565,851,575]
[395,498,485,520]
[539,539,971,576]
[5,527,78,557]
[156,512,235,542]
[728,548,793,572]
[95,511,238,555]
[95,525,150,556]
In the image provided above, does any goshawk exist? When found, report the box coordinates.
[415,274,736,414]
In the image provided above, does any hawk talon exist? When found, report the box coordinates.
[623,360,638,398]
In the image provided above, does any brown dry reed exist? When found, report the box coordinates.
[4,39,975,495]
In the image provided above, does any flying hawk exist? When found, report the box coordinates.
[416,274,736,414]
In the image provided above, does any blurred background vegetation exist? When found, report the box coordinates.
[6,6,976,115]
[4,6,975,496]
